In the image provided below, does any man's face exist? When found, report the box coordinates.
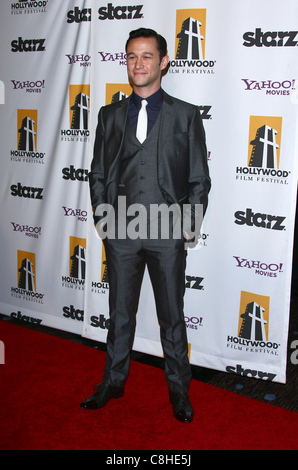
[126,37,169,96]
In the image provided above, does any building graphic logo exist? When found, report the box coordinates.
[69,236,86,281]
[18,110,37,151]
[106,84,132,104]
[11,251,44,303]
[62,237,86,289]
[18,251,36,292]
[226,291,279,356]
[61,85,90,141]
[235,116,289,184]
[101,244,109,283]
[69,85,90,130]
[10,109,45,164]
[171,9,215,72]
[90,243,110,295]
[238,291,270,342]
[90,243,109,295]
[248,116,282,169]
[176,10,206,60]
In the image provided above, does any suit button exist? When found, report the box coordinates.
[140,161,145,165]
[140,176,145,180]
[139,190,144,195]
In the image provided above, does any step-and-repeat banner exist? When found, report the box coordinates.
[1,0,298,384]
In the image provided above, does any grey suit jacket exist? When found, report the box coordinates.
[89,90,211,233]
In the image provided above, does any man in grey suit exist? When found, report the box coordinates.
[81,28,211,423]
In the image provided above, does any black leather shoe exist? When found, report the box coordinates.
[169,391,194,423]
[80,382,125,410]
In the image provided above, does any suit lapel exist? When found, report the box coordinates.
[105,98,130,204]
[158,92,175,161]
[109,97,130,165]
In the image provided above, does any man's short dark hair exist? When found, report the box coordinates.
[126,28,168,62]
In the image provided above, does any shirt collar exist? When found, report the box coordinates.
[131,88,163,110]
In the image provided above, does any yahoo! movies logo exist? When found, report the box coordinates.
[98,51,127,66]
[227,291,280,364]
[236,116,290,185]
[62,206,88,223]
[10,110,45,165]
[62,236,86,290]
[11,79,46,94]
[66,54,91,67]
[11,222,42,239]
[233,256,284,279]
[61,85,90,142]
[170,9,215,74]
[241,78,297,98]
[11,251,44,304]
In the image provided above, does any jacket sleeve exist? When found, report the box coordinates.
[185,106,211,237]
[89,108,106,221]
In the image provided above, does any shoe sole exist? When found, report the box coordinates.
[80,391,125,410]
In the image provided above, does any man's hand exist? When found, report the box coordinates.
[96,221,105,239]
[183,231,190,242]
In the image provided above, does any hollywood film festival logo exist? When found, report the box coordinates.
[106,83,132,105]
[90,244,109,296]
[11,0,48,16]
[10,109,45,165]
[60,85,90,142]
[11,250,44,304]
[236,116,290,185]
[169,9,216,75]
[226,291,280,381]
[88,243,111,331]
[62,236,86,290]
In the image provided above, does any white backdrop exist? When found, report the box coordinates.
[0,0,298,384]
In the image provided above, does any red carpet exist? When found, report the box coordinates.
[0,321,297,451]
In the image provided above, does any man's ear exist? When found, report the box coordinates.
[160,55,170,71]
